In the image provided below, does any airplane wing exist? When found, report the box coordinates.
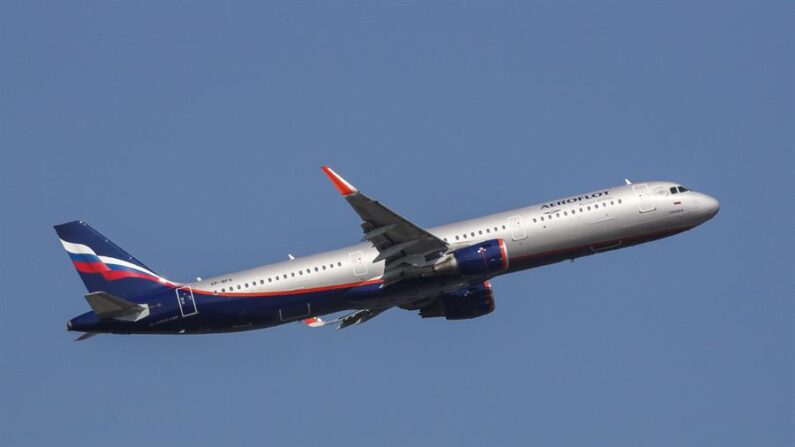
[302,308,390,330]
[321,166,449,285]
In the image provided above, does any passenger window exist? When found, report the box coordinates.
[455,235,460,240]
[322,265,326,270]
[237,285,241,290]
[556,213,560,218]
[478,230,483,235]
[337,262,342,267]
[502,225,506,230]
[618,199,622,204]
[221,288,225,293]
[587,206,591,210]
[268,278,272,282]
[564,211,568,216]
[299,271,303,275]
[571,209,576,214]
[486,228,491,233]
[291,272,295,277]
[463,234,467,239]
[329,264,334,268]
[314,267,319,272]
[533,218,537,223]
[283,274,287,279]
[610,201,614,205]
[540,216,544,221]
[493,226,498,232]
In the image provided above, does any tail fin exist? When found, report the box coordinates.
[54,221,176,299]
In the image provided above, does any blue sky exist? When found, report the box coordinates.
[1,2,792,446]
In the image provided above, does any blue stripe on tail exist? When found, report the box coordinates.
[54,221,174,300]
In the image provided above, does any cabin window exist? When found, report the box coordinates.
[540,216,544,221]
[587,206,591,210]
[237,285,241,290]
[571,209,576,215]
[455,235,460,240]
[221,288,225,293]
[337,262,342,267]
[618,199,622,204]
[299,271,303,275]
[478,230,483,235]
[533,218,537,223]
[502,225,506,230]
[329,264,334,269]
[564,211,568,216]
[314,267,319,272]
[463,234,467,239]
[268,278,272,282]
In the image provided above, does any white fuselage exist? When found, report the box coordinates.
[191,181,719,299]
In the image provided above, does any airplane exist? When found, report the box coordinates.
[56,167,719,340]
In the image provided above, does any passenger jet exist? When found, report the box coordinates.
[56,167,719,340]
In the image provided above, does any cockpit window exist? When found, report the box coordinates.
[670,187,678,194]
[678,186,689,193]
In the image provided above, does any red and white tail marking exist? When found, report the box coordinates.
[321,166,358,196]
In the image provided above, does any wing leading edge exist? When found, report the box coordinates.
[321,166,449,285]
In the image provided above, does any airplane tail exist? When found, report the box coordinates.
[54,221,175,299]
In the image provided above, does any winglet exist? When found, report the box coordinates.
[303,317,327,328]
[321,166,358,196]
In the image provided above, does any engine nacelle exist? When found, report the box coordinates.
[420,282,496,320]
[433,238,509,277]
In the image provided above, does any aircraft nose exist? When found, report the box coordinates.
[702,194,720,218]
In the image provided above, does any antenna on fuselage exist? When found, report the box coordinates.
[624,179,632,185]
[288,254,295,260]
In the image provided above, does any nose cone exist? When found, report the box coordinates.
[703,194,720,218]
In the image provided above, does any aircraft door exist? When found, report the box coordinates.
[349,251,367,276]
[507,216,527,241]
[632,184,656,213]
[176,287,198,317]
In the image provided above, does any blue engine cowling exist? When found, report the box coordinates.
[451,238,509,276]
[420,282,496,320]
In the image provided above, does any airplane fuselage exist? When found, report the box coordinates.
[66,180,719,335]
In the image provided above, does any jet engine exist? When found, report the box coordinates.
[420,282,496,320]
[433,238,508,276]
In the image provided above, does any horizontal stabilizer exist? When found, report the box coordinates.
[84,291,150,321]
